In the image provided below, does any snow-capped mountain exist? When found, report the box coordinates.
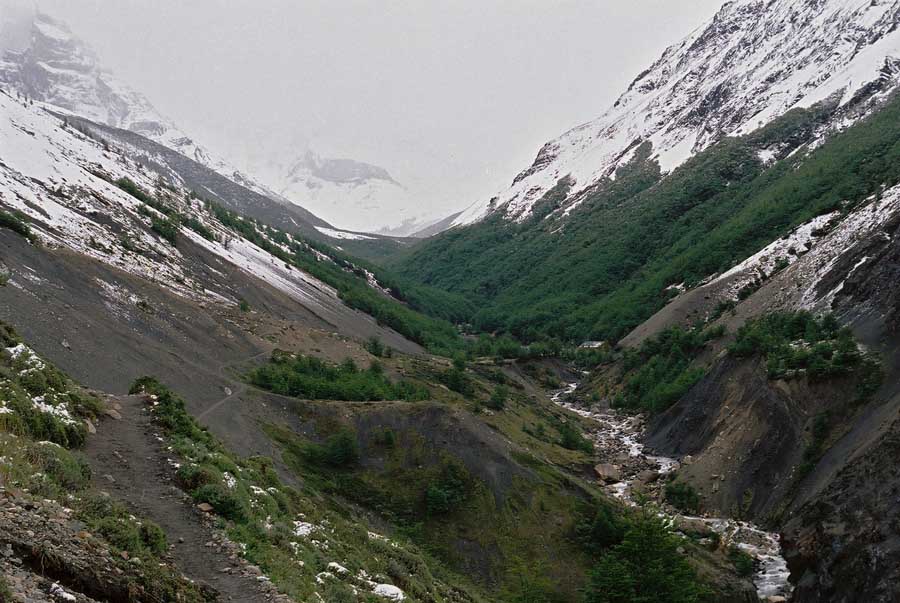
[454,0,900,226]
[0,9,448,237]
[0,9,292,204]
[0,88,411,344]
[253,150,435,235]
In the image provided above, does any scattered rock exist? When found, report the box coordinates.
[372,583,406,601]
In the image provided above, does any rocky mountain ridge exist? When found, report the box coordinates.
[264,149,434,234]
[453,0,900,227]
[0,10,291,203]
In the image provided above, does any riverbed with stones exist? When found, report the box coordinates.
[551,382,792,602]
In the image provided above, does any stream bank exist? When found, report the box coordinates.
[551,382,792,602]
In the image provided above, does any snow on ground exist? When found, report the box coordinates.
[0,90,360,319]
[710,211,840,297]
[314,226,375,241]
[0,91,203,299]
[183,230,340,314]
[794,186,900,310]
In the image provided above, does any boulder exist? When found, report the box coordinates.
[593,464,622,483]
[196,502,214,513]
[636,470,660,484]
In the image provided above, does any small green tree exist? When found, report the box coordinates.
[323,429,360,467]
[365,336,385,357]
[664,481,700,514]
[583,511,708,603]
[501,557,555,603]
[486,385,508,410]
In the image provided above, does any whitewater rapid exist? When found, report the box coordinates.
[551,382,792,601]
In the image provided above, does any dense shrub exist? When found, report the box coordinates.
[249,352,428,401]
[486,385,508,410]
[730,312,877,383]
[728,547,755,578]
[613,326,719,413]
[425,459,470,515]
[308,429,360,467]
[364,336,386,357]
[182,216,217,241]
[557,421,594,453]
[150,215,180,245]
[575,504,628,556]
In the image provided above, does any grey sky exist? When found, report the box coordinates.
[34,0,725,219]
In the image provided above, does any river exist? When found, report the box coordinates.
[551,382,792,601]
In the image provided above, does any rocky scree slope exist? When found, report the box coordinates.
[454,0,900,226]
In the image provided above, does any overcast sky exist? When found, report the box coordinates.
[32,0,725,219]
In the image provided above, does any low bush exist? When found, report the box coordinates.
[728,547,754,578]
[192,483,246,521]
[557,421,594,453]
[0,209,35,242]
[306,428,360,467]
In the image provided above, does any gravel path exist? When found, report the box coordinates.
[83,395,279,603]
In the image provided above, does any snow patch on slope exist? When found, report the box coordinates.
[314,226,375,241]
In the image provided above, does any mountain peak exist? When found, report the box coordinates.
[288,149,399,187]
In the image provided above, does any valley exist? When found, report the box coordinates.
[3,0,900,601]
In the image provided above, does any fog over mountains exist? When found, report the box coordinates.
[3,0,724,234]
